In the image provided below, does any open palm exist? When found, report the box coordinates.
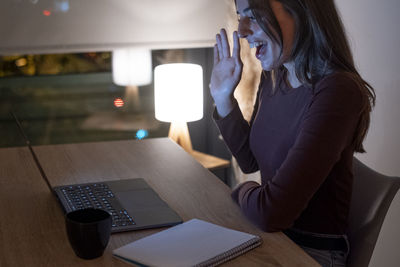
[210,29,243,102]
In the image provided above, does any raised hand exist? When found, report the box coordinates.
[210,29,243,117]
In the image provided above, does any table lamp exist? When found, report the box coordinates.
[154,63,203,153]
[112,48,152,111]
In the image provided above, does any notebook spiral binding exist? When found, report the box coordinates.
[195,237,262,267]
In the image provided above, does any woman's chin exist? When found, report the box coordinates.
[260,59,282,71]
[260,62,274,71]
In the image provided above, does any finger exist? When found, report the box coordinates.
[220,29,231,58]
[232,32,243,79]
[216,34,223,60]
[232,31,241,60]
[213,44,219,66]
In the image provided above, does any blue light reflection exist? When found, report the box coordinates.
[135,129,148,140]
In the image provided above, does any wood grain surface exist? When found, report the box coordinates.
[0,139,319,266]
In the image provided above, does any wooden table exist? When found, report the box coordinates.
[0,138,319,266]
[0,147,85,266]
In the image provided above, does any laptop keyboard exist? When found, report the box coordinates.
[59,183,136,228]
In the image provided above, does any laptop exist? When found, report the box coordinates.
[53,178,182,233]
[11,111,182,233]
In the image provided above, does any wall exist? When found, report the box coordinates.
[335,0,400,177]
[335,1,400,265]
[0,0,230,54]
[369,189,400,267]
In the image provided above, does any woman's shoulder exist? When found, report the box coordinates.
[313,71,362,100]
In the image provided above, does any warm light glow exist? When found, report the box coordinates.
[113,97,124,108]
[15,58,27,67]
[112,48,152,86]
[43,10,51,16]
[154,63,203,123]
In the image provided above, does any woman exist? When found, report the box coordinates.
[210,0,375,266]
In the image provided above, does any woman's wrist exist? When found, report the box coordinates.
[214,96,235,118]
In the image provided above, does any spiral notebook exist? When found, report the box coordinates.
[113,218,262,267]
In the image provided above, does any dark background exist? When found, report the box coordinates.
[0,48,233,182]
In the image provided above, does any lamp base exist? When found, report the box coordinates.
[168,122,230,170]
[123,85,141,112]
[168,121,193,152]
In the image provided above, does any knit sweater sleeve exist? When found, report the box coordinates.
[213,74,264,174]
[213,98,260,173]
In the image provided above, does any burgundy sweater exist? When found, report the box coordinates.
[214,71,363,234]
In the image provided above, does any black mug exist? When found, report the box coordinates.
[65,208,112,259]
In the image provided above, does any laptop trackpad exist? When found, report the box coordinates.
[116,189,167,210]
[115,189,179,226]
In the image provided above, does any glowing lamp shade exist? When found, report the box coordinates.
[112,48,152,86]
[154,63,203,123]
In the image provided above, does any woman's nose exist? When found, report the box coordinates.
[237,18,252,38]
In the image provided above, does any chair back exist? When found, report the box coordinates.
[347,157,400,267]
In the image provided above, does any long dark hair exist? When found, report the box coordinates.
[247,0,375,153]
